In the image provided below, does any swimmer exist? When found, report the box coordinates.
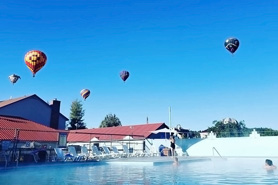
[264,159,277,170]
[173,157,179,166]
[170,135,175,158]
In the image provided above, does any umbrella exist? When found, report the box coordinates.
[91,137,99,141]
[123,136,133,140]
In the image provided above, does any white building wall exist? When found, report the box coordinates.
[186,136,278,157]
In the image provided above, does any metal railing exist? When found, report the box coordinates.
[0,127,147,168]
[212,147,223,158]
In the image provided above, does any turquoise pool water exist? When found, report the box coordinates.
[1,158,278,185]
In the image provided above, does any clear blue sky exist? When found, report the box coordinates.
[1,0,278,131]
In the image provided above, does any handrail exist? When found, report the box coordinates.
[145,138,153,146]
[212,147,223,158]
[144,139,153,151]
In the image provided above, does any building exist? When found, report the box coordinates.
[0,115,64,148]
[67,123,169,154]
[0,94,68,130]
[200,130,209,139]
[0,115,68,164]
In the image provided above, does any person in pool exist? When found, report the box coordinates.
[170,134,175,158]
[173,157,179,166]
[264,159,277,170]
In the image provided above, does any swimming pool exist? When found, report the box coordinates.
[1,157,278,185]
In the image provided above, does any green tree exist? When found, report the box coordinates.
[67,99,87,130]
[207,120,247,137]
[99,114,121,128]
[252,127,278,136]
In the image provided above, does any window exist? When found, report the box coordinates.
[58,133,67,147]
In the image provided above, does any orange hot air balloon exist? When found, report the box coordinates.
[24,50,47,77]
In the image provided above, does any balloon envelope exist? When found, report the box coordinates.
[80,89,90,100]
[24,50,47,77]
[224,38,240,54]
[120,70,129,82]
[9,74,21,84]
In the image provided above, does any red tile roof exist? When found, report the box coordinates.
[67,123,167,142]
[0,116,59,142]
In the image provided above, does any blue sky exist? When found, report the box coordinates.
[1,0,278,130]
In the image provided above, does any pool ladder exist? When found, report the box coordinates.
[212,147,223,158]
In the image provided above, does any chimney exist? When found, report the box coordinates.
[49,99,60,129]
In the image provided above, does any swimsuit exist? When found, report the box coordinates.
[171,140,175,149]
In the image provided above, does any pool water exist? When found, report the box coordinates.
[1,158,278,185]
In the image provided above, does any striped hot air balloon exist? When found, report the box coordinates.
[80,89,90,100]
[120,70,129,82]
[24,50,47,77]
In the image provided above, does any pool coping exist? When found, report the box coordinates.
[1,156,212,169]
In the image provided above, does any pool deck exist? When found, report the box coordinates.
[105,156,211,166]
[0,156,212,169]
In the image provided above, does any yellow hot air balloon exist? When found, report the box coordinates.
[24,50,47,77]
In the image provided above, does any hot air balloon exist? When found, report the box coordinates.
[120,70,129,82]
[224,38,240,54]
[24,50,47,77]
[80,89,90,100]
[9,74,21,85]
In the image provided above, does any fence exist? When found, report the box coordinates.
[67,131,146,154]
[0,127,146,168]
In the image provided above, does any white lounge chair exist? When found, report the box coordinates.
[54,148,65,161]
[68,146,83,161]
[81,146,98,161]
[111,146,123,158]
[54,148,64,161]
[80,146,89,160]
[54,148,74,162]
[122,145,133,157]
[92,145,108,160]
[102,146,117,158]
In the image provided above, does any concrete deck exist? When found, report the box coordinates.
[105,156,211,166]
[0,156,212,169]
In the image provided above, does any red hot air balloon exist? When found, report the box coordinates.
[24,50,47,77]
[80,89,90,100]
[120,70,129,82]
